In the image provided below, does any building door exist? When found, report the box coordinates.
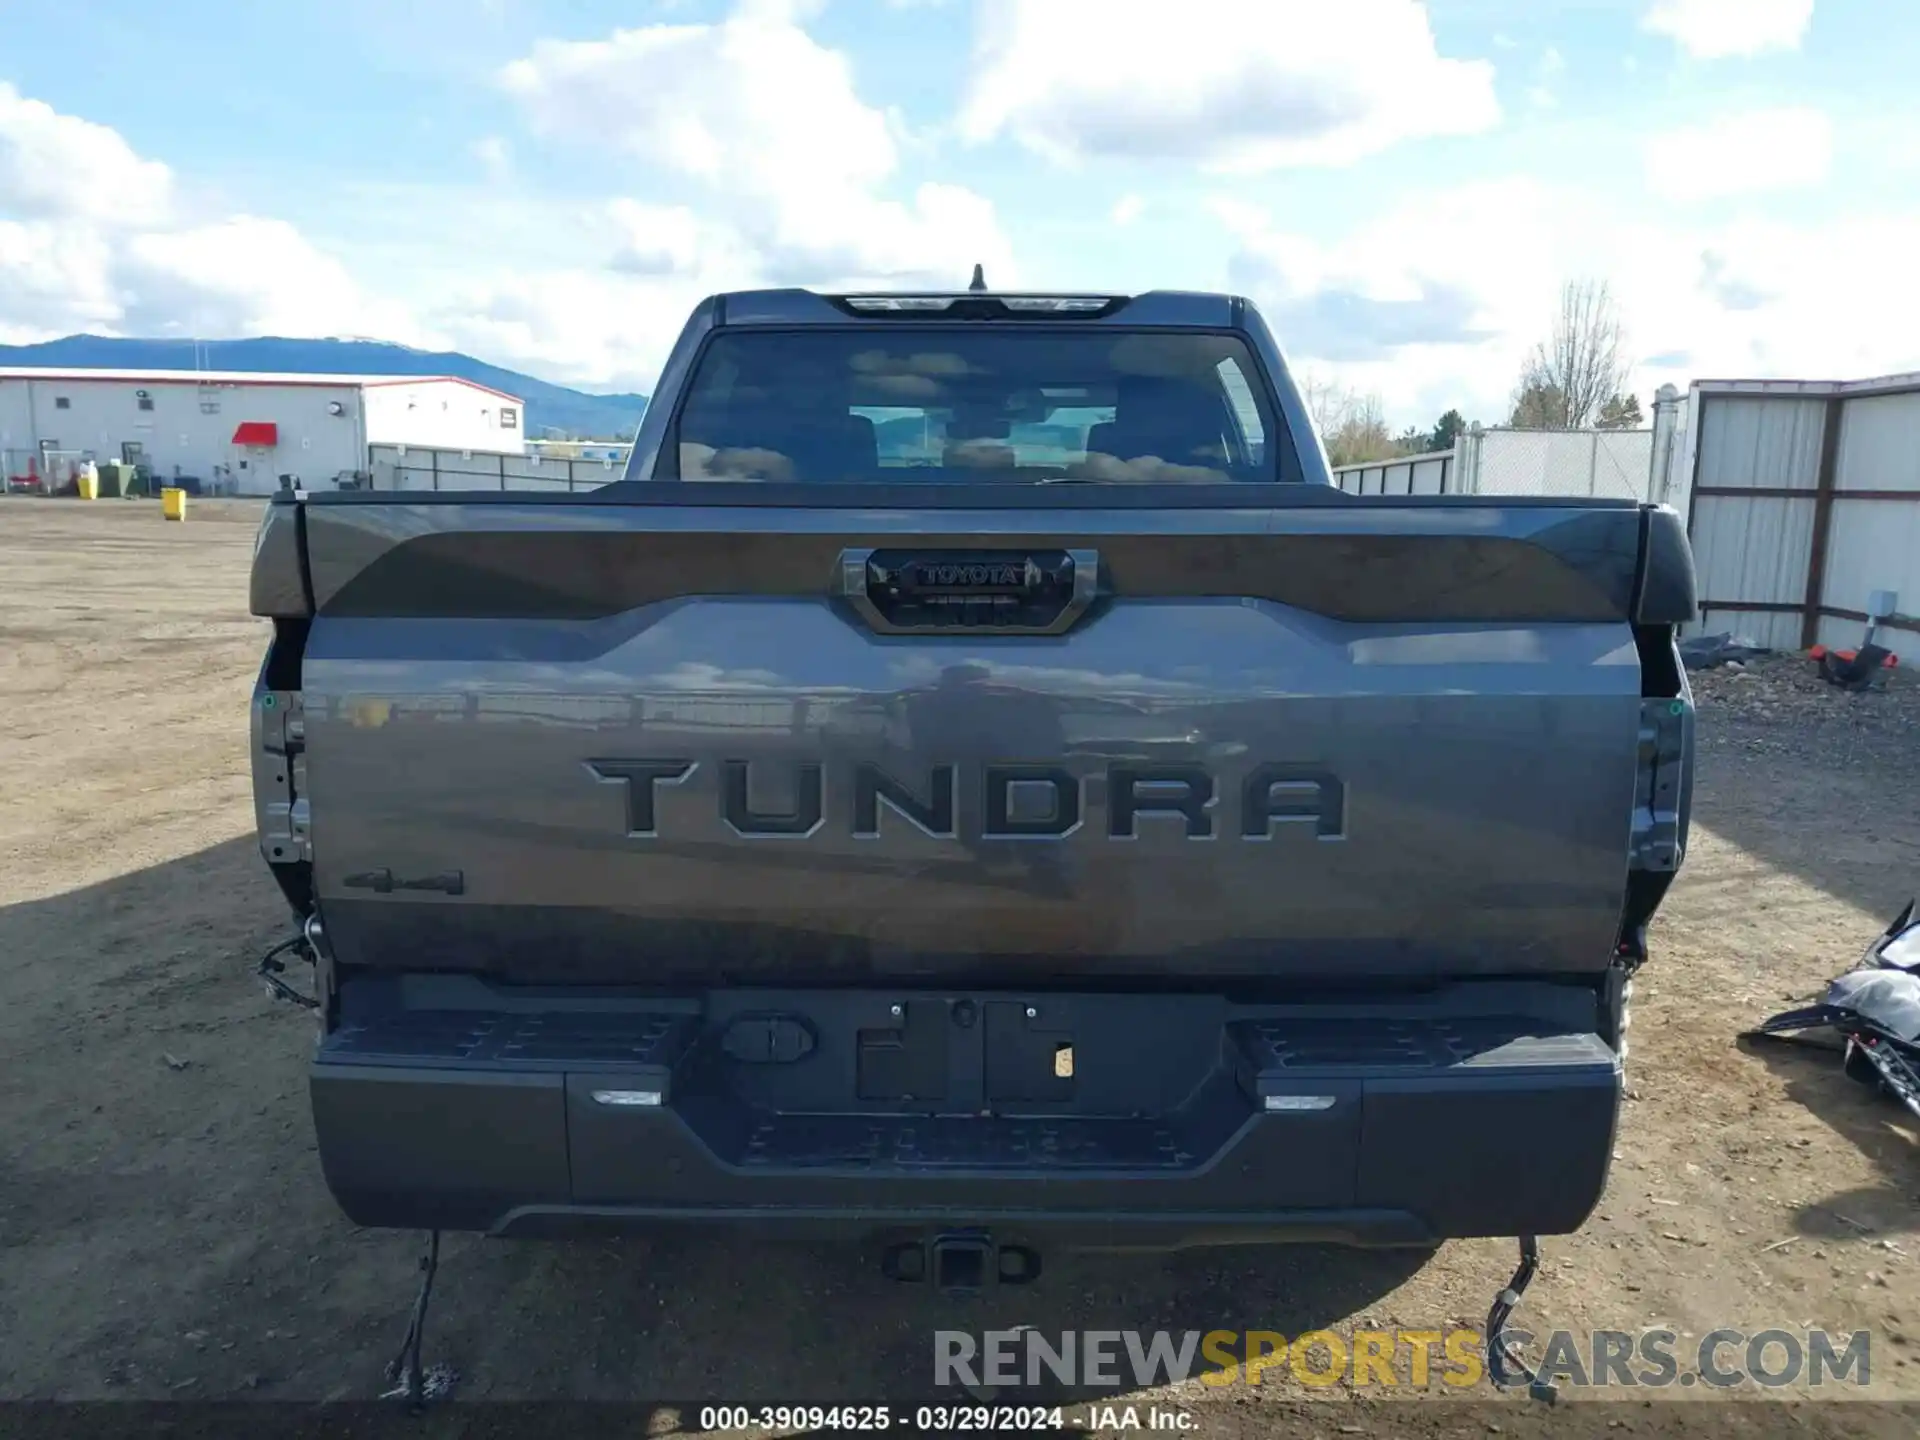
[121,441,146,466]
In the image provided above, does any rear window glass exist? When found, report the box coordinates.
[670,329,1284,484]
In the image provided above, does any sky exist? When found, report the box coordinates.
[3,0,1917,426]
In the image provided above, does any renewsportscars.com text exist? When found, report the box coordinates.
[934,1327,1875,1391]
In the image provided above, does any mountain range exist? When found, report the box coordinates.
[0,336,648,440]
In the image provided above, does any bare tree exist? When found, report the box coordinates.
[1297,370,1400,466]
[1510,279,1630,429]
[1325,393,1397,467]
[1297,369,1352,440]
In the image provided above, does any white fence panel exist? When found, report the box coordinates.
[1329,450,1453,495]
[367,444,622,493]
[1459,428,1656,501]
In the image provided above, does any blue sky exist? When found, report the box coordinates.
[3,0,1916,425]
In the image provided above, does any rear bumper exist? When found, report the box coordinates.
[309,982,1622,1248]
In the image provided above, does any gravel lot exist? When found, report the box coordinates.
[1,498,1916,1433]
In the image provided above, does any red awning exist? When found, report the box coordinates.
[232,422,279,446]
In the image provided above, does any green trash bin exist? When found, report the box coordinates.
[97,460,132,499]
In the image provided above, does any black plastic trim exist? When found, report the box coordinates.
[1633,506,1698,624]
[307,515,1644,623]
[248,501,313,618]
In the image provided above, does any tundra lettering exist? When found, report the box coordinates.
[585,759,1346,842]
[586,759,694,836]
[723,759,824,838]
[854,762,956,838]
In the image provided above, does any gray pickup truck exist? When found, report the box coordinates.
[249,283,1694,1328]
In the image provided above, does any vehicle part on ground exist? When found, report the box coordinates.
[1813,642,1898,689]
[1743,898,1920,1122]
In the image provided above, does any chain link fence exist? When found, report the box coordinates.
[1456,427,1656,502]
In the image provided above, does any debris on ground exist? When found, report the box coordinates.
[1743,901,1920,1122]
[1811,642,1901,692]
[1688,650,1919,765]
[1680,632,1770,671]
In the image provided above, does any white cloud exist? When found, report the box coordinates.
[1527,47,1565,109]
[425,268,709,391]
[1642,0,1814,60]
[0,221,120,342]
[605,199,718,277]
[499,2,1011,287]
[0,0,1018,393]
[1644,108,1833,200]
[1215,178,1920,423]
[0,82,172,222]
[119,218,413,339]
[1111,193,1145,226]
[470,135,511,178]
[957,0,1500,172]
[0,86,416,349]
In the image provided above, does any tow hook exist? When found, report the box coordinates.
[882,1232,1042,1296]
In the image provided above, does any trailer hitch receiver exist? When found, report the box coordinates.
[882,1233,1042,1295]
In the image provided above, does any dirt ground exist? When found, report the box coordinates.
[1,497,1916,1433]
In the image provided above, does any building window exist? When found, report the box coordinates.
[137,396,155,411]
[200,401,220,414]
[500,406,518,428]
[55,396,71,410]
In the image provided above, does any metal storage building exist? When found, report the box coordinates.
[1659,372,1920,651]
[0,368,524,496]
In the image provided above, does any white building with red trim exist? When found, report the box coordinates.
[0,368,524,496]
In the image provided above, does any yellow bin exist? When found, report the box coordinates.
[75,471,99,500]
[161,487,188,521]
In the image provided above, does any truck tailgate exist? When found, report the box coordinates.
[259,492,1691,988]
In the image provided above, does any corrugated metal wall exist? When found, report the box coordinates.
[1684,382,1920,651]
[1822,392,1920,648]
[1696,396,1827,491]
[1687,397,1825,649]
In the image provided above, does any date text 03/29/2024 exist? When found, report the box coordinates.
[694,1405,1195,1431]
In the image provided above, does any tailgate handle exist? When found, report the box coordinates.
[343,868,464,896]
[833,547,1100,635]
